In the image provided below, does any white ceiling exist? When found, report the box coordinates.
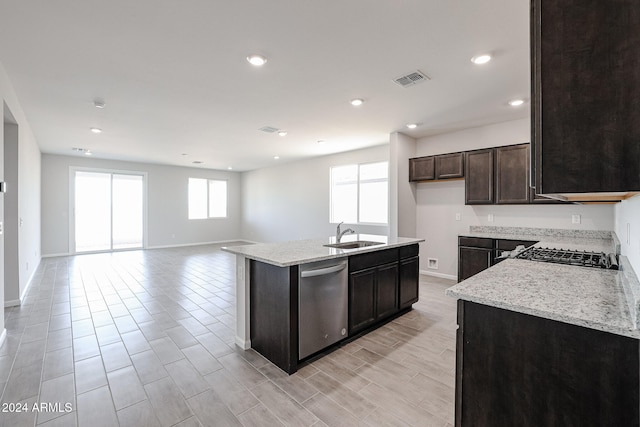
[0,0,530,172]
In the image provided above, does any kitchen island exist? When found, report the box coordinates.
[222,234,423,373]
[446,230,640,426]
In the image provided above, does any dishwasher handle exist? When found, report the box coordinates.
[300,262,346,278]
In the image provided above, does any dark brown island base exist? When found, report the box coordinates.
[223,235,423,374]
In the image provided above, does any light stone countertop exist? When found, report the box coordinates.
[449,226,639,338]
[221,234,424,267]
[446,258,638,338]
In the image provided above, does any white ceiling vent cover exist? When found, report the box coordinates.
[259,126,279,133]
[393,70,430,88]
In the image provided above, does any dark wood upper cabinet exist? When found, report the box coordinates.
[435,152,464,179]
[409,152,464,182]
[495,144,530,204]
[531,0,640,197]
[409,156,435,181]
[465,149,494,204]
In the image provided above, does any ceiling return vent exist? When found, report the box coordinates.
[259,126,279,133]
[393,70,430,88]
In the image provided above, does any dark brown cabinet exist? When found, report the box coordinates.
[409,156,435,181]
[458,237,493,282]
[349,260,398,334]
[409,152,464,182]
[435,152,464,179]
[399,256,419,309]
[464,149,494,204]
[495,144,530,204]
[465,144,547,205]
[531,0,640,197]
[458,236,538,281]
[349,245,419,334]
[455,300,639,426]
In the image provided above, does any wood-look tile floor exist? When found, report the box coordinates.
[0,244,457,427]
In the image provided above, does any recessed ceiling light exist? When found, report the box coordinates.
[278,130,287,137]
[181,153,188,156]
[471,54,492,65]
[406,123,418,129]
[317,140,325,144]
[227,166,233,170]
[85,150,92,156]
[90,127,102,134]
[192,161,203,164]
[350,98,364,106]
[93,99,105,109]
[508,99,525,107]
[247,54,267,66]
[274,155,280,160]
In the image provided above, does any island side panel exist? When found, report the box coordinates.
[456,300,640,427]
[250,260,299,374]
[235,255,251,349]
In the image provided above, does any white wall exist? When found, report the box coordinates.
[414,119,615,279]
[41,154,241,256]
[615,196,640,274]
[241,145,390,243]
[0,61,42,323]
[389,132,417,239]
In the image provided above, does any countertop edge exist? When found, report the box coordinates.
[445,288,640,339]
[222,238,424,267]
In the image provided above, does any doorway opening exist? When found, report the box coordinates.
[71,169,146,253]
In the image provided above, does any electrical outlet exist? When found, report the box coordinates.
[455,213,461,221]
[628,223,631,245]
[572,214,581,224]
[488,214,494,222]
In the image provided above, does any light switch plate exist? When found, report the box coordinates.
[455,213,461,221]
[572,214,581,224]
[488,214,494,222]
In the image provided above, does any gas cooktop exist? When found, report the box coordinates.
[515,247,619,270]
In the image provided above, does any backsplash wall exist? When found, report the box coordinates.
[615,195,640,276]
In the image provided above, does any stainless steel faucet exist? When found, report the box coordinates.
[336,222,355,243]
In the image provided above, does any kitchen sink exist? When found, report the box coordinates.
[324,240,384,249]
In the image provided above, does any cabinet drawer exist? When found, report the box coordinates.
[399,244,419,259]
[496,239,538,251]
[349,248,398,272]
[458,237,493,249]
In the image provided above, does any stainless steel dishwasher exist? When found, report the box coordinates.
[298,258,348,359]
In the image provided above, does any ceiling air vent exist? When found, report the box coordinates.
[393,70,430,88]
[259,126,279,133]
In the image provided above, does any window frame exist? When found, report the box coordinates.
[329,160,389,225]
[188,178,228,220]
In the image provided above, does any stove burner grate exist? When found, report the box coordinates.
[515,247,618,269]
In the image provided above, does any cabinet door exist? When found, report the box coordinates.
[435,152,464,179]
[532,0,640,194]
[458,246,492,282]
[376,262,399,321]
[495,144,530,204]
[465,149,494,204]
[399,256,419,309]
[349,268,377,333]
[409,157,435,181]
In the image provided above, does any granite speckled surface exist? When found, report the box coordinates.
[462,226,619,254]
[221,234,424,267]
[446,258,639,338]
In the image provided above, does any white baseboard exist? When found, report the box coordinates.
[147,239,254,250]
[235,336,251,350]
[0,329,6,349]
[42,240,256,258]
[4,257,42,307]
[420,270,457,281]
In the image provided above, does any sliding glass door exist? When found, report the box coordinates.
[74,170,144,253]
